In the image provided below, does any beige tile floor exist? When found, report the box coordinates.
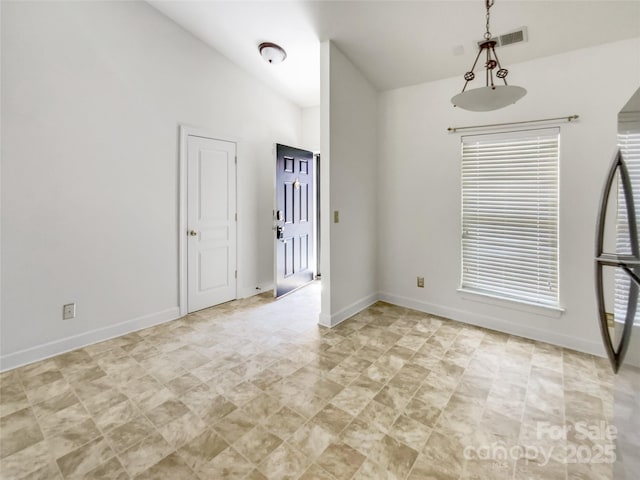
[0,282,616,479]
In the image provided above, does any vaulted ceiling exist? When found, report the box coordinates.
[149,1,640,108]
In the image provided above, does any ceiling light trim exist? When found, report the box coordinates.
[259,42,287,65]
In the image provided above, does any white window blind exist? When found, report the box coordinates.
[461,128,560,307]
[615,128,640,325]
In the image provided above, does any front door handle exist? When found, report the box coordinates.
[276,226,283,240]
[189,230,198,236]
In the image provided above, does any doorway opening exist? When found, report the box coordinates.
[274,144,320,297]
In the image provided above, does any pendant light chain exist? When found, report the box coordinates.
[485,0,494,39]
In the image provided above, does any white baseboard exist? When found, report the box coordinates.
[239,282,274,299]
[318,313,333,327]
[378,292,605,357]
[1,291,607,372]
[0,307,181,372]
[320,293,379,328]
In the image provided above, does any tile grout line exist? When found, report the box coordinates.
[67,353,152,480]
[11,364,67,480]
[559,347,569,480]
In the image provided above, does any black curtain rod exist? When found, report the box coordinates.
[448,114,579,133]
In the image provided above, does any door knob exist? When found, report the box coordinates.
[189,230,198,236]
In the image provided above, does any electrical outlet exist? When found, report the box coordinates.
[417,276,425,288]
[63,303,76,320]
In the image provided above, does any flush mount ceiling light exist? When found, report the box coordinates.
[451,0,526,111]
[259,42,287,64]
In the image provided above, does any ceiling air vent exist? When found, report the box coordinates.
[477,27,528,48]
[500,27,528,46]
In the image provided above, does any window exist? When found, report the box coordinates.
[616,126,640,324]
[461,128,560,308]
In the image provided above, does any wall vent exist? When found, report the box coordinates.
[477,27,528,48]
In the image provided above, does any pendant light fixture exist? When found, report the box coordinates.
[451,0,526,111]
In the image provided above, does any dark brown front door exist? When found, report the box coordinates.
[275,144,314,297]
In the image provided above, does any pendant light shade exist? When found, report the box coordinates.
[451,85,527,112]
[451,0,526,111]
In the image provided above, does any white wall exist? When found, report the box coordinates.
[377,38,640,355]
[1,1,302,369]
[302,106,320,153]
[320,42,378,326]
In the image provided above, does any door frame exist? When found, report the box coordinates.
[315,153,321,277]
[178,125,238,316]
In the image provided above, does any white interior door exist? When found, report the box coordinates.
[187,135,237,312]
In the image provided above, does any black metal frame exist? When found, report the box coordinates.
[595,149,640,373]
